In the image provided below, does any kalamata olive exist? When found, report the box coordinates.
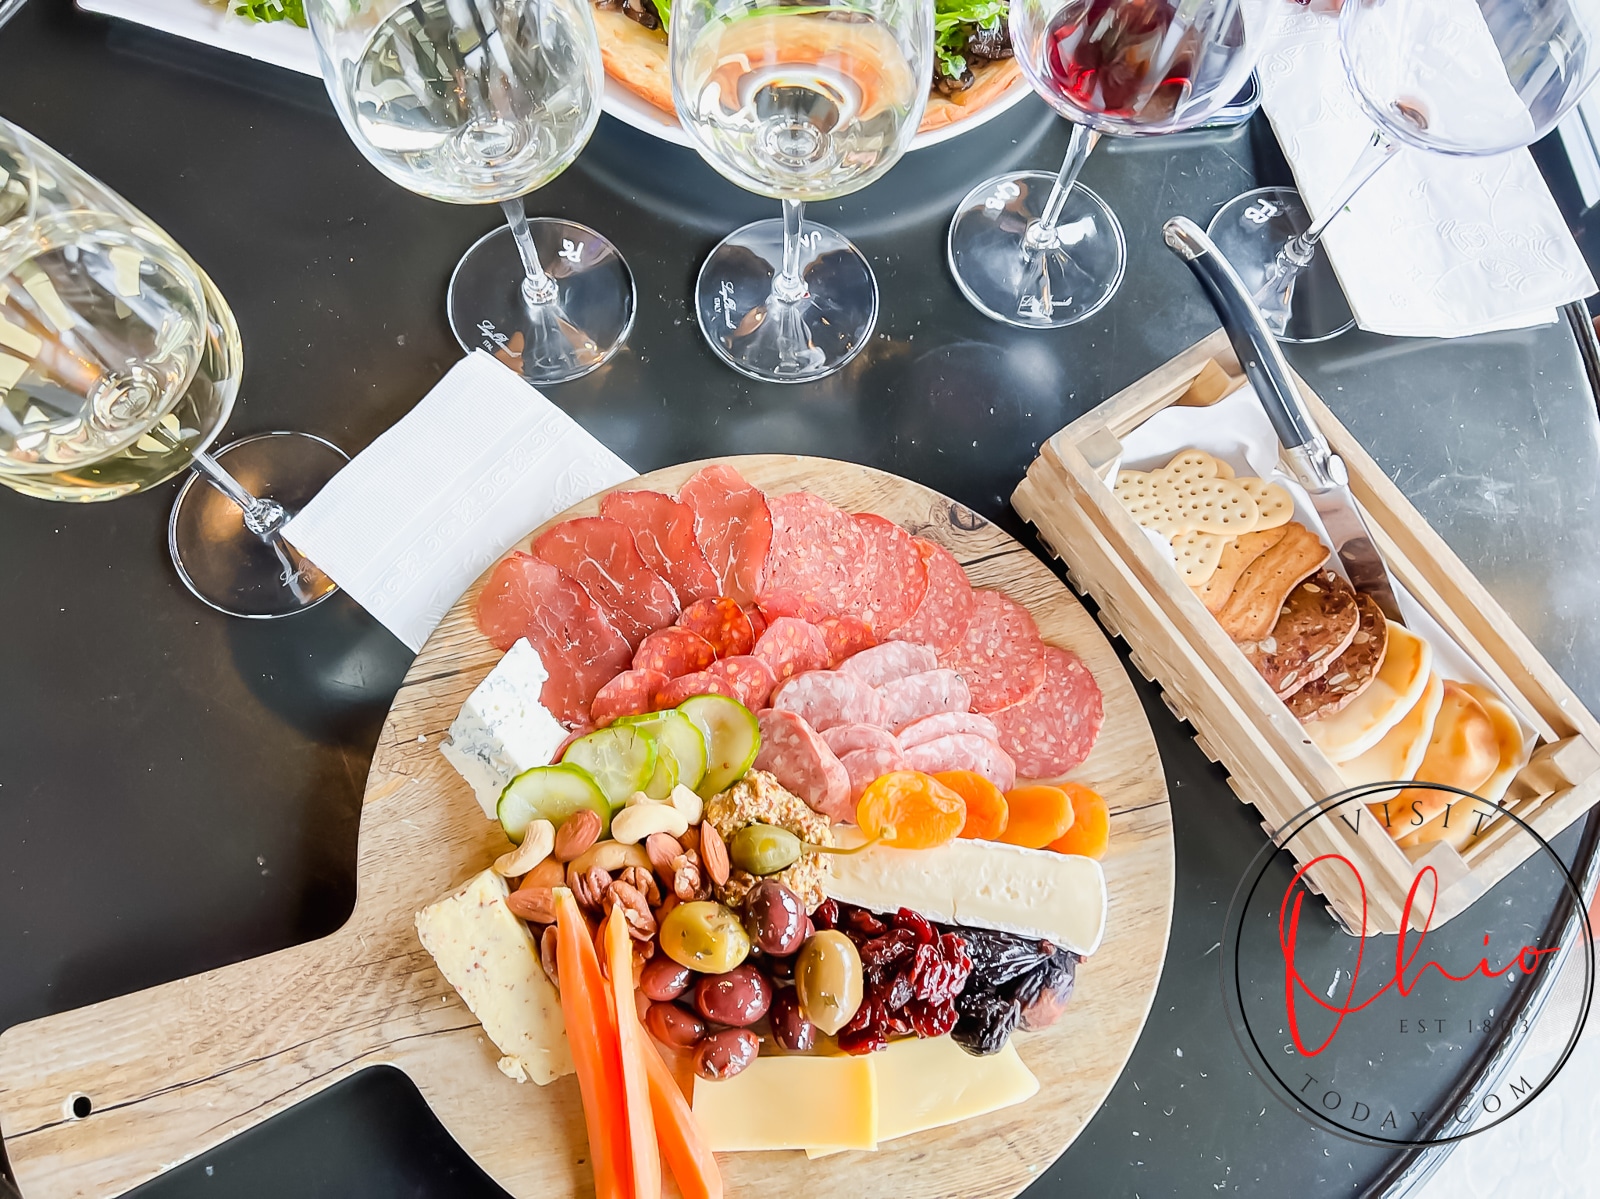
[639,955,694,1002]
[644,1000,707,1048]
[743,880,809,955]
[693,1027,760,1081]
[795,929,863,1035]
[694,963,771,1027]
[658,900,751,974]
[767,986,816,1052]
[729,823,802,876]
[764,951,798,984]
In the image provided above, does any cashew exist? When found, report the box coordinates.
[624,790,654,808]
[610,801,691,845]
[567,838,652,878]
[669,784,704,825]
[493,819,555,877]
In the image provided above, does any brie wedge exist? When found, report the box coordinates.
[440,638,568,819]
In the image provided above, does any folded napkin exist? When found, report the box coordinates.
[283,351,636,652]
[1251,1,1596,338]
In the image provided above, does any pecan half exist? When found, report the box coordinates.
[572,865,612,913]
[608,879,657,941]
[671,850,707,902]
[554,809,603,862]
[618,864,661,908]
[699,820,731,887]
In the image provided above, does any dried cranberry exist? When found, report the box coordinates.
[881,970,914,1012]
[811,898,839,930]
[910,999,959,1038]
[860,929,915,978]
[893,907,936,945]
[837,1023,889,1055]
[844,907,887,941]
[885,1009,915,1037]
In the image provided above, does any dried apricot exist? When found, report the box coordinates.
[999,785,1075,849]
[856,771,966,849]
[935,770,1009,841]
[1048,783,1109,859]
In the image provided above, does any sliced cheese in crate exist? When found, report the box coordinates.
[825,831,1107,956]
[691,1053,878,1152]
[414,868,573,1085]
[440,638,569,819]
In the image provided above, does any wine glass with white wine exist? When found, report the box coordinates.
[306,0,635,384]
[671,0,933,382]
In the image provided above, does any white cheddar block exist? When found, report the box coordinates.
[691,1054,877,1152]
[440,638,567,819]
[414,869,573,1085]
[825,832,1107,956]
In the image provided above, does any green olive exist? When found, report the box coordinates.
[794,929,863,1036]
[658,901,750,975]
[730,823,802,877]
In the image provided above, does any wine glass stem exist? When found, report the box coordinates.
[502,199,559,307]
[1026,124,1098,252]
[1280,130,1400,268]
[772,198,808,305]
[188,446,288,538]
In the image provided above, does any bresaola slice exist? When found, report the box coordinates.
[532,516,680,649]
[678,597,756,658]
[753,709,853,821]
[679,464,772,607]
[771,670,888,731]
[592,668,668,726]
[758,491,866,623]
[600,489,720,606]
[892,538,976,652]
[851,513,928,636]
[991,646,1104,778]
[838,641,939,688]
[938,591,1048,712]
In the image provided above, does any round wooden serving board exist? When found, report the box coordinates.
[0,456,1173,1199]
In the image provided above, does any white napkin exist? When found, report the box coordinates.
[1252,0,1596,338]
[283,351,636,651]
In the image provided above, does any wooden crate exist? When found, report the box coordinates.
[1013,330,1600,935]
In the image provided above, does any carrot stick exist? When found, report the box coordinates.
[554,888,632,1199]
[606,906,662,1199]
[641,1034,723,1199]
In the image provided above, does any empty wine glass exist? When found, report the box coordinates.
[1209,0,1600,342]
[948,0,1257,328]
[671,0,933,382]
[306,0,635,384]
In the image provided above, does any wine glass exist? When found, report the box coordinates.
[0,118,345,618]
[306,0,635,385]
[671,0,933,382]
[1208,0,1600,343]
[948,0,1257,328]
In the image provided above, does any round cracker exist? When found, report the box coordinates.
[1169,477,1261,534]
[1235,477,1294,531]
[1171,529,1226,587]
[1163,448,1224,486]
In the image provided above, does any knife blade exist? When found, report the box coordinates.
[1161,216,1404,624]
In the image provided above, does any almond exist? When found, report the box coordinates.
[699,820,731,887]
[539,925,559,990]
[505,886,555,924]
[645,831,684,880]
[554,809,602,861]
[521,857,566,890]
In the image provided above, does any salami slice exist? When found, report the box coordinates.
[877,668,971,732]
[744,605,769,642]
[901,734,1017,793]
[851,514,929,637]
[822,723,901,758]
[990,646,1104,779]
[475,553,633,728]
[838,641,939,688]
[758,491,866,622]
[654,670,739,709]
[706,655,777,712]
[753,709,853,821]
[771,670,888,732]
[678,464,773,607]
[892,539,976,652]
[532,516,680,649]
[678,597,756,658]
[938,591,1049,713]
[751,617,830,684]
[592,668,669,726]
[818,615,877,668]
[839,746,909,804]
[634,626,717,678]
[896,710,1000,749]
[600,489,720,606]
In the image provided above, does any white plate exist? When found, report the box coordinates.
[78,0,1033,152]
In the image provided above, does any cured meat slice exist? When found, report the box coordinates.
[901,734,1017,793]
[634,626,718,678]
[758,491,866,622]
[818,615,877,668]
[678,597,756,659]
[753,709,853,821]
[822,723,901,758]
[990,646,1104,778]
[600,489,721,606]
[851,514,929,636]
[877,668,971,732]
[678,464,772,607]
[744,605,769,642]
[938,591,1049,713]
[892,539,977,653]
[592,668,669,726]
[751,617,830,684]
[706,655,777,712]
[896,710,1000,749]
[532,516,680,649]
[475,552,633,728]
[654,670,739,709]
[838,641,939,689]
[772,670,888,732]
[839,746,909,804]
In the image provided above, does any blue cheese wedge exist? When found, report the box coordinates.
[414,869,573,1085]
[440,638,568,819]
[825,832,1107,956]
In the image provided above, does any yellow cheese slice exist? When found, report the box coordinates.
[1306,622,1433,762]
[873,1035,1038,1141]
[1336,671,1445,795]
[692,1053,878,1152]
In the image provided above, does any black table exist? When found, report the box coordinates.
[5,3,1600,1195]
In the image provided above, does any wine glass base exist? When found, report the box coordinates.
[947,171,1126,329]
[694,218,877,384]
[447,220,636,386]
[168,431,347,619]
[1207,187,1355,344]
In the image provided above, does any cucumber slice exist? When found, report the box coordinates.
[498,764,610,844]
[677,694,761,798]
[643,742,680,800]
[561,725,658,806]
[619,710,708,792]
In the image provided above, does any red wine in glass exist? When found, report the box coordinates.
[1042,0,1208,130]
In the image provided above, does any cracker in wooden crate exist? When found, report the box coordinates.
[1233,477,1295,531]
[1238,569,1360,698]
[1194,527,1287,613]
[1216,522,1327,640]
[1170,530,1226,586]
[1168,477,1261,535]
